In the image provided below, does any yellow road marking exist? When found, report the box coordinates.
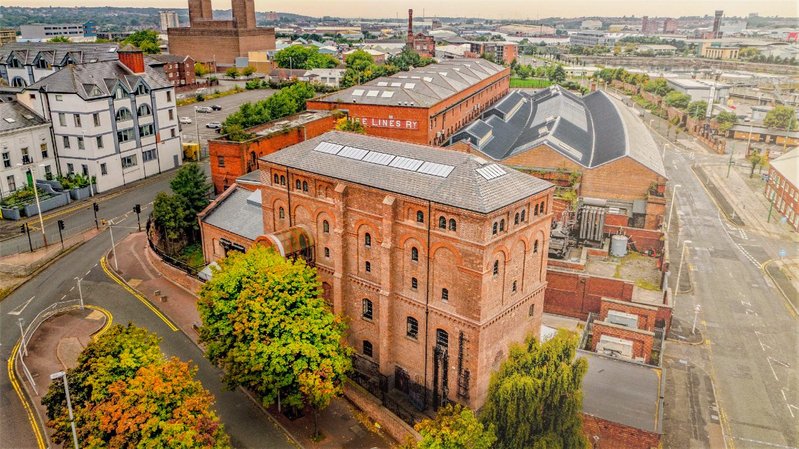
[86,305,114,338]
[8,343,47,449]
[100,256,178,332]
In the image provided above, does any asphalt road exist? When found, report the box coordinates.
[638,104,799,448]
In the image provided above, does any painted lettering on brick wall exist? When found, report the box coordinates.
[354,117,419,130]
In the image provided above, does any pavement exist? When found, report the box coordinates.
[111,232,395,449]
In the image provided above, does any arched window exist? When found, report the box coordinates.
[493,260,499,276]
[365,261,371,272]
[435,329,449,349]
[137,103,152,116]
[416,211,424,223]
[438,216,447,229]
[302,181,308,192]
[521,210,526,222]
[364,233,371,247]
[492,222,498,235]
[449,219,456,231]
[441,288,449,301]
[499,219,505,232]
[362,299,373,319]
[10,76,26,88]
[512,280,517,293]
[278,207,285,219]
[280,176,286,185]
[406,317,419,339]
[295,179,301,189]
[324,247,330,258]
[534,240,539,253]
[362,340,373,357]
[540,201,545,214]
[411,277,418,289]
[411,247,419,262]
[534,204,539,215]
[322,220,329,233]
[514,212,520,225]
[115,107,132,122]
[273,174,279,184]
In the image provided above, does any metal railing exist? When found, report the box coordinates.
[145,220,202,278]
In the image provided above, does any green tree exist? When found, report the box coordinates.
[48,36,70,43]
[274,45,339,69]
[643,78,672,97]
[387,48,434,71]
[748,149,765,178]
[739,47,760,59]
[415,404,496,449]
[515,64,532,80]
[335,117,366,134]
[686,100,708,119]
[122,30,161,54]
[195,62,209,77]
[225,67,239,79]
[151,192,189,252]
[715,111,738,133]
[197,245,352,438]
[663,91,691,109]
[241,66,256,77]
[480,330,589,449]
[222,82,316,132]
[547,64,567,83]
[42,324,164,446]
[764,105,798,132]
[345,49,374,71]
[224,124,254,142]
[170,162,212,236]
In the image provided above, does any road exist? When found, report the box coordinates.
[639,104,799,448]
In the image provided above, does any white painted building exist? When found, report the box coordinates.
[0,42,120,87]
[17,48,182,193]
[0,101,55,198]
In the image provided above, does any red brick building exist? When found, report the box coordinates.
[406,9,435,59]
[307,59,510,146]
[208,110,337,193]
[764,148,799,231]
[199,131,554,410]
[146,54,196,87]
[167,0,275,65]
[466,41,519,65]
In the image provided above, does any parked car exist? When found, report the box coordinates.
[179,117,192,124]
[206,122,222,129]
[211,104,223,111]
[196,106,213,113]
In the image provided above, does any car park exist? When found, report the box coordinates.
[196,106,213,113]
[206,122,222,129]
[179,117,192,124]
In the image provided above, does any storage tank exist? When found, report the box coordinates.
[610,235,628,257]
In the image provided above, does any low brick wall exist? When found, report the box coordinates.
[144,242,203,296]
[592,321,654,363]
[600,298,658,331]
[583,413,660,449]
[602,225,664,255]
[545,269,635,320]
[343,382,420,445]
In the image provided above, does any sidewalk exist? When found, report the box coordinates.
[112,232,396,449]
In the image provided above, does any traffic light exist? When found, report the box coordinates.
[93,202,99,212]
[133,204,141,214]
[57,220,65,230]
[20,224,27,234]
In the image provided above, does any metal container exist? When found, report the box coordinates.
[610,234,629,257]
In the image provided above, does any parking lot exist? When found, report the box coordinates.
[176,88,277,149]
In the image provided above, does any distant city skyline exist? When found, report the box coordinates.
[3,1,797,20]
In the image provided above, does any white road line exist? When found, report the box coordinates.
[61,295,66,300]
[69,286,74,292]
[85,270,91,276]
[767,357,791,381]
[732,437,799,449]
[7,296,35,316]
[754,331,772,352]
[782,389,797,419]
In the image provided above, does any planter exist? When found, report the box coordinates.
[1,207,21,220]
[69,185,92,200]
[22,192,70,216]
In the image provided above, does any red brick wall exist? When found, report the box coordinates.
[544,269,635,319]
[168,27,276,64]
[344,382,420,444]
[591,321,654,363]
[119,51,145,74]
[765,165,799,231]
[602,225,664,255]
[599,299,657,331]
[583,413,661,449]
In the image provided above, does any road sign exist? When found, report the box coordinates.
[779,248,787,258]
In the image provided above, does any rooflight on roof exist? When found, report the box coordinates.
[476,164,507,180]
[338,146,369,160]
[362,151,395,166]
[417,161,455,178]
[404,83,416,89]
[389,156,424,171]
[381,91,394,98]
[366,90,379,97]
[352,89,364,96]
[390,82,402,87]
[4,118,16,123]
[314,141,343,154]
[423,77,433,82]
[377,82,388,87]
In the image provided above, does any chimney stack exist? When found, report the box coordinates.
[407,9,413,46]
[118,44,146,74]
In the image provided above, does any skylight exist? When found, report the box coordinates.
[476,164,507,180]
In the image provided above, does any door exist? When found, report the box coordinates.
[173,154,179,168]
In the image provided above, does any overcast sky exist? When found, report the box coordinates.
[5,1,797,19]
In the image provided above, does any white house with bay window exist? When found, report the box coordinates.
[0,101,55,199]
[17,47,182,193]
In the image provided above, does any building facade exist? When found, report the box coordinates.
[467,42,519,65]
[160,10,180,31]
[307,59,511,146]
[569,31,612,48]
[19,23,87,42]
[0,42,120,87]
[146,54,196,87]
[167,0,276,65]
[701,41,740,60]
[17,47,182,193]
[0,101,54,198]
[199,131,554,410]
[0,29,17,46]
[662,18,678,33]
[765,148,799,231]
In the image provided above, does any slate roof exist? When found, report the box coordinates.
[0,101,45,134]
[0,42,119,67]
[24,60,172,100]
[770,148,799,187]
[261,131,552,214]
[452,87,667,177]
[581,351,662,433]
[311,58,505,108]
[146,54,191,65]
[201,187,264,241]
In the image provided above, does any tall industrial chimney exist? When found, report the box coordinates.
[407,9,413,46]
[712,10,723,38]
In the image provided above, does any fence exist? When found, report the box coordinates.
[0,213,99,258]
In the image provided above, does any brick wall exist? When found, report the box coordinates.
[544,269,634,319]
[591,321,654,363]
[167,27,275,64]
[765,165,799,231]
[582,413,660,449]
[599,298,658,331]
[602,225,664,255]
[344,382,420,445]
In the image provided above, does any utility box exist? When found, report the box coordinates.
[606,310,639,328]
[597,335,634,359]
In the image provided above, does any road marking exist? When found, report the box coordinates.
[7,296,35,316]
[767,356,791,381]
[60,295,66,301]
[69,286,74,292]
[754,331,772,352]
[100,256,178,332]
[85,269,91,276]
[732,437,798,449]
[7,341,47,449]
[782,389,798,419]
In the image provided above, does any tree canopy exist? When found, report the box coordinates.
[764,106,798,131]
[387,48,434,71]
[642,78,673,97]
[715,111,738,133]
[122,30,161,54]
[415,404,496,449]
[480,330,589,449]
[222,82,316,137]
[197,245,351,437]
[686,100,708,119]
[273,45,339,69]
[335,117,366,134]
[663,91,691,110]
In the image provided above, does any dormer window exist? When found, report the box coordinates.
[35,59,49,70]
[8,57,22,69]
[114,88,125,100]
[135,84,149,96]
[115,107,132,122]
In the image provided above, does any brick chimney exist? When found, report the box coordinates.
[118,44,145,74]
[407,9,414,47]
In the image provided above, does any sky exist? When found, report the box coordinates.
[4,0,797,20]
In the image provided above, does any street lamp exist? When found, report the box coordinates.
[17,162,48,247]
[666,184,681,232]
[108,219,118,272]
[675,239,692,299]
[50,371,79,449]
[691,304,702,334]
[193,106,200,146]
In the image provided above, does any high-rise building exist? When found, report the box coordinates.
[641,16,659,35]
[160,10,179,31]
[266,11,279,21]
[713,10,724,38]
[662,18,678,34]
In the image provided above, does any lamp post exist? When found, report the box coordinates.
[666,184,681,232]
[50,371,79,449]
[18,163,48,247]
[109,220,118,271]
[675,239,692,298]
[691,304,702,334]
[194,106,200,145]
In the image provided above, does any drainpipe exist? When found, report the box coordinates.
[285,167,292,227]
[422,200,432,406]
